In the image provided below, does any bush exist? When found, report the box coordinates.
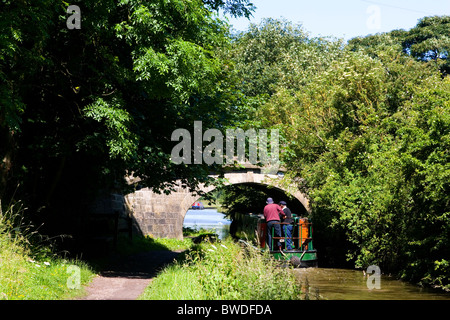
[0,203,95,300]
[139,238,304,300]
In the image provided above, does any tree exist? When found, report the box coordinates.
[349,15,450,75]
[228,17,450,289]
[0,0,254,237]
[202,0,256,18]
[225,18,310,97]
[403,16,450,63]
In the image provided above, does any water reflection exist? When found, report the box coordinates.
[294,268,450,300]
[183,209,231,239]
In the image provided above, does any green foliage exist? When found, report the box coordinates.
[1,0,448,294]
[0,257,94,300]
[404,16,450,63]
[114,235,194,257]
[227,17,450,290]
[139,238,305,300]
[0,0,254,244]
[226,18,310,97]
[202,0,256,19]
[216,183,306,228]
[83,97,137,160]
[0,203,95,300]
[349,15,450,75]
[218,184,269,215]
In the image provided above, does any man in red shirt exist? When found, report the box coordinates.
[263,198,285,251]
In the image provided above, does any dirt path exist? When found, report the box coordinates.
[79,250,183,300]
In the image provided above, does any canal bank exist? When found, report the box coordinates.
[183,209,449,300]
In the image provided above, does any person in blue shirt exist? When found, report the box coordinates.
[279,201,294,250]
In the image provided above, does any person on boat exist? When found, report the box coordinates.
[279,201,294,250]
[263,198,285,251]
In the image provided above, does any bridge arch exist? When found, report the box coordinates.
[125,170,309,240]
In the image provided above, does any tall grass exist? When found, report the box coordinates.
[0,202,95,300]
[139,237,305,300]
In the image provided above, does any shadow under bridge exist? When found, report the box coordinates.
[124,165,310,239]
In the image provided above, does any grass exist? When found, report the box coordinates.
[112,226,216,258]
[115,234,194,255]
[0,203,95,300]
[1,206,304,300]
[139,237,305,300]
[0,254,94,300]
[83,227,207,276]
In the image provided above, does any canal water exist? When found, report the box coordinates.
[183,208,231,239]
[183,209,449,300]
[294,268,450,300]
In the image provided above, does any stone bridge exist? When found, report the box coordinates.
[121,165,310,239]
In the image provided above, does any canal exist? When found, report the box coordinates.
[183,208,450,300]
[183,208,231,239]
[294,268,450,300]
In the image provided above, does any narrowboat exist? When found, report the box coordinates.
[256,215,318,267]
[191,201,204,210]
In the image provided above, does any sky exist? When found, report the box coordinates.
[223,0,450,40]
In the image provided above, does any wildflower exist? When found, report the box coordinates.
[210,245,217,250]
[208,249,215,252]
[221,244,228,249]
[35,264,41,268]
[44,262,50,266]
[28,259,35,263]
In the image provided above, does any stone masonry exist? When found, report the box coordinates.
[124,169,310,240]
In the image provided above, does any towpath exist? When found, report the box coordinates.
[79,250,182,300]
